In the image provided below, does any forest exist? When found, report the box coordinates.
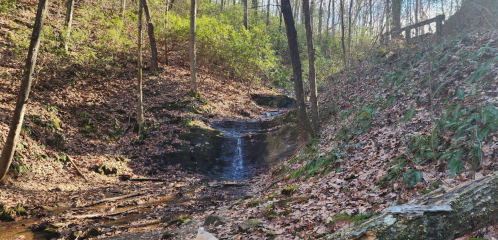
[0,0,497,239]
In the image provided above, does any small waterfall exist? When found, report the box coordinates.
[232,137,244,178]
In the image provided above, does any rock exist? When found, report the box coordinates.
[238,219,261,232]
[250,94,295,108]
[204,215,224,226]
[161,231,176,239]
[69,230,82,240]
[0,203,15,221]
[93,165,119,175]
[281,186,299,196]
[85,228,100,238]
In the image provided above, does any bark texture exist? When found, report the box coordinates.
[321,172,498,240]
[303,0,319,134]
[281,0,314,142]
[137,0,145,130]
[243,0,248,29]
[142,0,158,71]
[392,0,402,32]
[340,0,346,68]
[0,0,48,182]
[190,0,198,95]
[63,0,75,52]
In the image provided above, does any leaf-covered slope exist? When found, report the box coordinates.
[214,12,498,240]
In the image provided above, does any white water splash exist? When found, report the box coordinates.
[232,137,244,177]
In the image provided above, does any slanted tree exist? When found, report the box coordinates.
[321,171,498,240]
[137,0,145,131]
[281,0,315,142]
[190,0,199,96]
[303,0,319,134]
[0,0,49,183]
[142,0,158,72]
[63,0,75,52]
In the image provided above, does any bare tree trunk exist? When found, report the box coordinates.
[369,0,372,33]
[279,4,283,29]
[142,0,158,72]
[0,0,49,182]
[347,0,353,66]
[244,0,248,29]
[318,0,323,44]
[303,0,319,134]
[121,0,127,17]
[340,0,346,68]
[137,0,145,131]
[293,0,299,22]
[415,0,419,35]
[164,0,169,65]
[221,0,224,11]
[266,0,270,25]
[392,0,402,33]
[63,0,75,52]
[309,0,314,29]
[281,0,315,143]
[321,172,498,240]
[190,0,199,96]
[325,0,331,41]
[253,0,258,17]
[331,0,335,37]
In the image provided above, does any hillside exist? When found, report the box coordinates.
[176,1,498,239]
[0,0,498,239]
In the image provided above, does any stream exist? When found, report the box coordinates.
[0,111,300,239]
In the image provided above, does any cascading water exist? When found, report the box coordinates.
[231,137,244,178]
[153,111,301,180]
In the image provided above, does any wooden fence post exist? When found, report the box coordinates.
[405,28,411,44]
[436,14,444,39]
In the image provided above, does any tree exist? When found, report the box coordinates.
[243,0,248,29]
[321,171,498,240]
[281,0,315,143]
[252,0,258,17]
[318,0,323,44]
[347,0,353,65]
[392,0,402,33]
[63,0,75,52]
[303,0,319,134]
[164,0,170,65]
[266,0,270,25]
[120,0,127,18]
[340,0,347,68]
[325,0,332,41]
[142,0,158,72]
[137,0,145,131]
[0,0,49,182]
[190,0,199,96]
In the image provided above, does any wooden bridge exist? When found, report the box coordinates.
[380,14,445,45]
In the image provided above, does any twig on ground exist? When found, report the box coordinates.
[66,155,89,182]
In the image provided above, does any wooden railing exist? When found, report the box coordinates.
[380,14,445,45]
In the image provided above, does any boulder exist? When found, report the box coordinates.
[250,94,295,108]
